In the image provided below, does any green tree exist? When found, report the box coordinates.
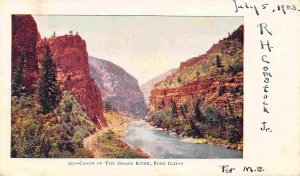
[22,119,44,157]
[183,103,189,113]
[12,53,26,97]
[177,77,182,83]
[39,45,61,114]
[228,128,242,143]
[194,99,204,122]
[215,55,222,68]
[204,107,222,126]
[161,99,166,108]
[218,86,226,96]
[180,105,185,116]
[232,62,243,75]
[226,65,234,74]
[171,100,178,117]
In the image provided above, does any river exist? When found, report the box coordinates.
[124,120,242,159]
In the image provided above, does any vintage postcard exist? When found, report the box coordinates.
[0,0,299,175]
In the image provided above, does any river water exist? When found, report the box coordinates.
[124,120,242,159]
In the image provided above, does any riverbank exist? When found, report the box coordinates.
[182,136,243,151]
[147,121,243,151]
[181,137,207,144]
[124,120,242,158]
[83,111,150,158]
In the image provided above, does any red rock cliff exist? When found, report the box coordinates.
[37,35,107,128]
[12,15,40,92]
[149,74,243,118]
[149,25,244,119]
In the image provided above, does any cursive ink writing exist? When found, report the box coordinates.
[233,0,300,15]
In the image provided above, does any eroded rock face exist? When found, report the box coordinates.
[149,74,243,118]
[141,68,177,105]
[37,35,107,128]
[12,15,40,92]
[89,56,147,118]
[149,25,244,119]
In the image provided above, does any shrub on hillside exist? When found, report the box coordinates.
[11,91,95,158]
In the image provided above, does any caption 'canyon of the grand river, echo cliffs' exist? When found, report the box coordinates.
[11,15,243,158]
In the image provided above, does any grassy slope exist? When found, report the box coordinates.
[83,111,150,158]
[156,42,243,88]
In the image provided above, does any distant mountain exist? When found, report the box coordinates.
[89,56,147,118]
[140,69,177,104]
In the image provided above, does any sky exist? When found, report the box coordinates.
[33,15,243,85]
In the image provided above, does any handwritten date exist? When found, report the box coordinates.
[233,0,300,15]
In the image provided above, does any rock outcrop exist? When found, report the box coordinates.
[89,56,147,118]
[140,69,176,105]
[37,35,107,127]
[149,25,244,119]
[12,15,40,92]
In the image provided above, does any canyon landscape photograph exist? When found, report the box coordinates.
[11,15,243,158]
